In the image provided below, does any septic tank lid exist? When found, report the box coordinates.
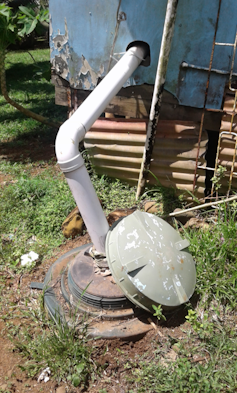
[105,211,196,313]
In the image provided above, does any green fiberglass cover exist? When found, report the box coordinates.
[105,211,196,312]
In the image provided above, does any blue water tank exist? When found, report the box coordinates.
[49,0,237,109]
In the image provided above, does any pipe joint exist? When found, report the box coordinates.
[58,153,84,173]
[55,121,86,166]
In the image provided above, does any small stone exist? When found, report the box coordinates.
[166,349,178,361]
[172,343,180,353]
[172,208,196,224]
[56,386,66,393]
[183,217,209,230]
[144,201,160,214]
[62,207,84,238]
[107,207,137,226]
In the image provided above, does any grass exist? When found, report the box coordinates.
[127,308,237,393]
[8,311,95,387]
[1,49,64,141]
[129,327,237,392]
[187,206,237,309]
[0,49,237,391]
[0,170,77,270]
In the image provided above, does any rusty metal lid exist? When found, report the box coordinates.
[105,211,196,313]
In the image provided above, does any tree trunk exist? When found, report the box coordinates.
[0,48,61,129]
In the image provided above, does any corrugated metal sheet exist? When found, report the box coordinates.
[84,119,145,184]
[148,121,207,198]
[84,118,208,198]
[215,91,237,192]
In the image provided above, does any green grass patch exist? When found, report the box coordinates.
[7,305,95,388]
[0,48,68,269]
[129,325,237,393]
[186,206,237,309]
[1,49,66,142]
[0,170,76,270]
[92,173,138,212]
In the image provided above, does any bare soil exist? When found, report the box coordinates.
[0,133,191,393]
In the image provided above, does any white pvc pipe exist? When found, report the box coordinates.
[55,45,147,253]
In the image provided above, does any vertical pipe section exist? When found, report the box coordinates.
[56,45,147,253]
[136,0,179,199]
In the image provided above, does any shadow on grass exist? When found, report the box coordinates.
[0,100,67,124]
[2,59,68,126]
[6,60,51,87]
[163,292,200,329]
[0,124,59,163]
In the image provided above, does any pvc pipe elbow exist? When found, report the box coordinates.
[55,44,148,174]
[55,120,86,172]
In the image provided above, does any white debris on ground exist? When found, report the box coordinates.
[37,367,51,383]
[20,251,39,266]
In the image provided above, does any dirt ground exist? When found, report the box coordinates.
[0,133,192,393]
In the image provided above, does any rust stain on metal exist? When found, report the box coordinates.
[84,118,208,198]
[145,83,165,169]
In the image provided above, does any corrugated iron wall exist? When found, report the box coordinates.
[84,118,208,199]
[84,119,145,184]
[148,121,207,198]
[214,90,237,193]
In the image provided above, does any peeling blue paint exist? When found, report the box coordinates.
[49,0,237,109]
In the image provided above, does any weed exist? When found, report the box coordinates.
[128,323,237,392]
[185,309,214,339]
[141,171,181,215]
[211,165,227,192]
[152,304,166,321]
[9,309,95,388]
[92,174,138,213]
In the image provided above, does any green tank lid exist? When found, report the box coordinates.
[105,211,196,313]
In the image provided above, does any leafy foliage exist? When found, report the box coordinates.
[211,165,227,192]
[152,304,166,321]
[0,2,49,50]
